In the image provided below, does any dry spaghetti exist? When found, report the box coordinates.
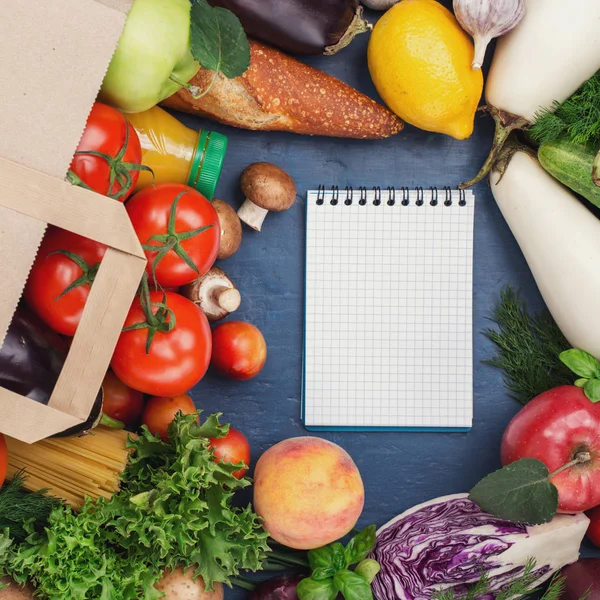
[5,426,131,508]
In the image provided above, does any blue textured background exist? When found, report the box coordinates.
[170,3,597,596]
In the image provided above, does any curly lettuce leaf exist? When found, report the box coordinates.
[2,413,269,599]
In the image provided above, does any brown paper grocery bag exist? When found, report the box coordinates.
[0,0,147,443]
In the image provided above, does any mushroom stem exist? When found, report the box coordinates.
[237,199,269,231]
[212,286,241,313]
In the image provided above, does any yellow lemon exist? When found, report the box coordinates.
[368,0,483,140]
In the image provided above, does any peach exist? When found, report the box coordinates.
[253,436,364,550]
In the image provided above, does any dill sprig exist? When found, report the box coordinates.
[483,286,572,405]
[530,70,600,147]
[432,560,577,600]
[0,471,59,542]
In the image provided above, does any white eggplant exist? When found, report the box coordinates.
[490,150,600,358]
[487,0,600,121]
[462,0,600,188]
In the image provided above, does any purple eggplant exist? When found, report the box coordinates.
[0,305,103,436]
[207,0,371,56]
[248,575,304,600]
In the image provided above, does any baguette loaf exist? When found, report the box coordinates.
[161,40,403,139]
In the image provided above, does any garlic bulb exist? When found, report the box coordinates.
[361,0,399,10]
[454,0,525,69]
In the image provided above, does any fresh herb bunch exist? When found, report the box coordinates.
[432,560,568,600]
[1,413,269,599]
[483,286,572,404]
[0,472,59,543]
[297,526,380,600]
[531,70,600,147]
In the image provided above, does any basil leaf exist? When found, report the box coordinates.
[560,349,600,379]
[344,525,377,566]
[333,570,373,600]
[190,0,250,79]
[309,543,345,575]
[469,458,558,525]
[575,378,587,388]
[297,578,338,600]
[584,378,600,403]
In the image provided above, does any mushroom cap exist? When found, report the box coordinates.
[212,199,242,260]
[240,162,297,212]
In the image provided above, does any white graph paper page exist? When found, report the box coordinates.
[303,188,475,429]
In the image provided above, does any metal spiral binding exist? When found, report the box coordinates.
[345,186,353,205]
[359,186,367,205]
[373,186,381,206]
[314,187,468,207]
[330,185,340,205]
[416,187,424,206]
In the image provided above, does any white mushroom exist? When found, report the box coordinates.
[212,199,242,260]
[181,267,241,322]
[237,162,297,231]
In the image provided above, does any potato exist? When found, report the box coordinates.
[0,579,34,600]
[155,568,224,600]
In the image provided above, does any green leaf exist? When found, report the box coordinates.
[297,578,338,600]
[469,458,559,525]
[584,378,600,403]
[333,570,373,600]
[308,543,345,578]
[559,349,600,379]
[344,525,377,566]
[190,0,250,79]
[575,378,587,388]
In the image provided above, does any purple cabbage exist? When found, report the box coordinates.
[370,494,589,600]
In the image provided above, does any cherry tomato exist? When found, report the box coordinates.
[68,102,143,201]
[101,370,144,427]
[24,227,107,336]
[209,427,251,479]
[0,434,7,488]
[126,183,220,288]
[211,321,267,380]
[142,394,197,441]
[111,291,212,396]
[587,505,600,547]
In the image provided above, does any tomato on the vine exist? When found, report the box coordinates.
[126,183,220,288]
[24,227,107,336]
[142,394,197,441]
[102,370,144,427]
[209,427,251,479]
[111,289,212,396]
[68,102,144,201]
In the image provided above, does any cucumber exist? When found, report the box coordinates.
[538,138,600,209]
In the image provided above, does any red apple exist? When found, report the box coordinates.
[587,505,600,547]
[501,385,600,513]
[211,321,267,380]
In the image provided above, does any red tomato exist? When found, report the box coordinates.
[0,434,7,488]
[142,394,197,441]
[126,183,220,288]
[501,385,600,513]
[209,427,251,479]
[211,321,267,380]
[587,506,600,547]
[68,102,142,201]
[24,227,107,336]
[101,370,144,427]
[111,291,211,396]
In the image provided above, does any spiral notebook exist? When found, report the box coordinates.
[303,186,475,431]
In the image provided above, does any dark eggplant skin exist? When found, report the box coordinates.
[0,305,102,437]
[207,0,370,56]
[248,575,303,600]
